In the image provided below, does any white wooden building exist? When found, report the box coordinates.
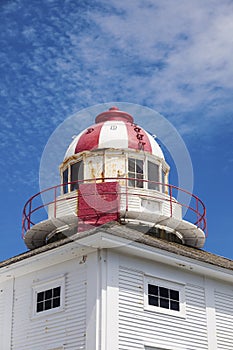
[1,107,233,350]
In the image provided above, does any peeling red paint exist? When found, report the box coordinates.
[77,182,120,231]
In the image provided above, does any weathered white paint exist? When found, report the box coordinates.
[64,130,86,159]
[99,121,128,149]
[10,258,87,350]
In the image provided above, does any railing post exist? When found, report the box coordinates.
[28,200,32,230]
[196,197,199,228]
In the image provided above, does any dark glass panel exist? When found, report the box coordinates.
[148,295,158,306]
[170,289,179,301]
[45,289,52,300]
[63,168,69,194]
[159,287,169,298]
[148,161,159,190]
[53,297,60,308]
[128,158,135,172]
[171,300,180,311]
[148,284,158,295]
[162,170,166,193]
[71,161,84,191]
[53,287,61,298]
[136,173,143,188]
[136,159,143,174]
[37,291,44,302]
[160,298,169,309]
[37,302,44,313]
[45,299,52,310]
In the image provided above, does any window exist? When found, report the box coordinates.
[148,161,159,190]
[71,160,83,191]
[32,276,64,318]
[162,170,166,193]
[62,168,68,194]
[128,158,143,188]
[36,286,61,313]
[62,160,84,194]
[144,276,185,317]
[148,284,179,311]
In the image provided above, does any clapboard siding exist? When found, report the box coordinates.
[48,192,78,219]
[11,261,86,350]
[118,266,208,350]
[215,290,233,349]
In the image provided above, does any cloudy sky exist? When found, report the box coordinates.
[0,0,232,260]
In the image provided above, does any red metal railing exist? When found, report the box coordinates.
[22,178,207,239]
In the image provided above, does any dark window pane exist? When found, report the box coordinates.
[53,297,60,308]
[128,158,135,172]
[71,161,83,191]
[129,180,135,187]
[159,287,169,298]
[171,300,180,311]
[162,170,166,193]
[37,291,44,302]
[128,173,135,187]
[136,160,143,174]
[45,299,52,310]
[128,172,135,180]
[148,284,158,295]
[45,289,52,300]
[53,287,61,298]
[63,168,69,194]
[136,173,143,180]
[148,162,159,190]
[148,295,158,306]
[37,302,44,313]
[136,173,143,188]
[160,298,169,309]
[170,289,179,301]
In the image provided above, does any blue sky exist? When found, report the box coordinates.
[0,0,232,261]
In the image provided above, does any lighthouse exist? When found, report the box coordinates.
[23,106,206,250]
[1,106,233,350]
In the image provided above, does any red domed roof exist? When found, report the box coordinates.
[65,107,164,159]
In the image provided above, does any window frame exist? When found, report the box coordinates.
[147,161,160,191]
[144,276,186,318]
[127,156,167,192]
[32,276,65,319]
[62,167,69,194]
[61,159,84,194]
[70,160,84,191]
[128,157,144,188]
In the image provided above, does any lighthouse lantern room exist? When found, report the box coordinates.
[22,106,207,250]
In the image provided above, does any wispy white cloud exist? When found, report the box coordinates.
[88,0,233,115]
[0,0,232,191]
